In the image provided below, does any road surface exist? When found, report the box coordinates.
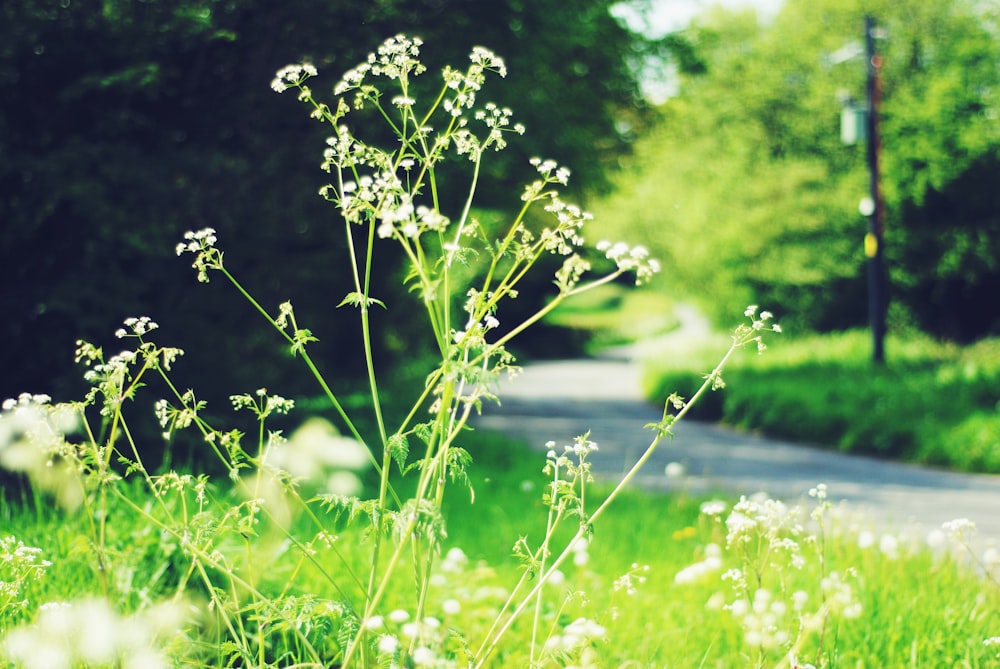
[473,355,1000,549]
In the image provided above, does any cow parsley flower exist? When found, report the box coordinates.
[335,34,425,98]
[440,46,507,116]
[176,228,222,282]
[2,598,187,669]
[596,239,661,284]
[115,316,159,339]
[271,62,317,92]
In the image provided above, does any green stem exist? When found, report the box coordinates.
[342,375,465,666]
[473,338,744,668]
[485,271,626,356]
[111,488,325,662]
[217,265,401,506]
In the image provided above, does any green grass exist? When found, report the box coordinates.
[642,329,1000,473]
[3,432,999,667]
[545,283,679,353]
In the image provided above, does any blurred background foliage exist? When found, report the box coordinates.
[3,0,1000,463]
[0,0,675,442]
[593,0,1000,340]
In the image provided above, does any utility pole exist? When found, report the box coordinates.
[864,15,887,365]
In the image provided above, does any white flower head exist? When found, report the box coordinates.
[116,316,159,338]
[469,46,506,77]
[943,518,977,542]
[377,634,399,655]
[176,228,221,282]
[664,461,686,478]
[271,62,318,93]
[700,499,728,516]
[335,34,425,96]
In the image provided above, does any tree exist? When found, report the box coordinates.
[0,0,660,444]
[591,0,1000,340]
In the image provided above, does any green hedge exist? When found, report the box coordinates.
[642,330,1000,472]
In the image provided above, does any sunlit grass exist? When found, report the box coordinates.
[642,329,1000,472]
[5,431,999,667]
[545,284,679,353]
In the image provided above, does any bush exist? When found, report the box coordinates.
[643,330,1000,472]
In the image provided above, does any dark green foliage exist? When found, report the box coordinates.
[0,0,658,460]
[892,152,1000,341]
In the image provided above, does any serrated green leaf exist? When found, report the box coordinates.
[387,433,409,471]
[414,422,434,446]
[337,291,386,309]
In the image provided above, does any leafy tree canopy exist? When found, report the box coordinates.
[593,0,1000,340]
[0,0,665,431]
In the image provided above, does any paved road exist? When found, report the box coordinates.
[474,356,1000,548]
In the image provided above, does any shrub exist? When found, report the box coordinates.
[643,330,1000,471]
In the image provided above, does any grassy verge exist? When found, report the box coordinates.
[544,283,679,354]
[3,432,999,667]
[642,329,1000,473]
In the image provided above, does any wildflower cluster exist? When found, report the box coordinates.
[229,387,295,419]
[175,227,221,282]
[472,102,526,152]
[612,563,650,596]
[0,34,762,669]
[153,390,203,440]
[334,34,427,103]
[270,62,318,93]
[675,486,863,665]
[673,543,724,585]
[442,44,507,116]
[263,417,371,495]
[943,517,977,543]
[726,587,797,650]
[725,494,805,565]
[114,316,158,339]
[543,616,606,668]
[272,301,319,355]
[75,344,136,392]
[363,608,457,668]
[2,598,188,669]
[0,393,82,510]
[75,321,183,413]
[596,240,661,285]
[0,537,51,622]
[736,304,782,353]
[543,434,599,514]
[0,392,52,412]
[935,516,1000,593]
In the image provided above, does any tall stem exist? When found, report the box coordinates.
[473,338,744,667]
